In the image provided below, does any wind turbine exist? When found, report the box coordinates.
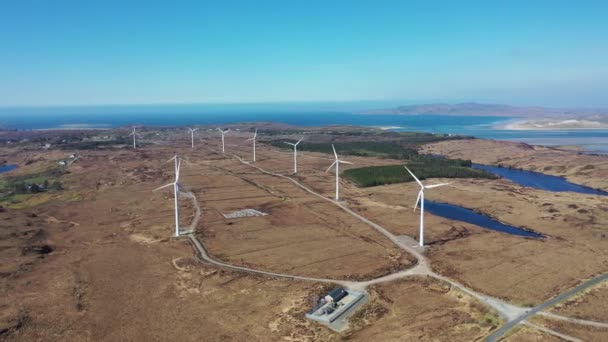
[404,166,450,247]
[217,128,230,153]
[326,144,353,201]
[129,127,142,149]
[246,128,258,162]
[154,156,182,237]
[284,138,303,174]
[187,128,199,148]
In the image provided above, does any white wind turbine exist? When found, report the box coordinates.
[246,128,258,162]
[284,137,303,174]
[154,156,182,237]
[129,127,142,149]
[326,144,353,201]
[217,128,230,153]
[187,128,199,148]
[404,166,450,247]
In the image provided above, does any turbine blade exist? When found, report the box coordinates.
[153,183,174,191]
[425,182,451,189]
[331,144,338,159]
[414,190,422,211]
[404,166,423,187]
[176,160,182,181]
[284,142,294,146]
[295,137,303,145]
[216,128,222,132]
[338,160,353,165]
[167,155,177,163]
[325,161,337,173]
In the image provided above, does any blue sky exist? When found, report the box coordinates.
[1,1,607,107]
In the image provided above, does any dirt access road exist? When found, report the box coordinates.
[177,147,608,340]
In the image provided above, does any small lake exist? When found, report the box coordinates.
[472,164,608,196]
[425,200,543,238]
[0,164,18,173]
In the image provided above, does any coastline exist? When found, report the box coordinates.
[496,119,608,131]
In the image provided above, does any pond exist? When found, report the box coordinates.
[0,164,18,173]
[425,200,544,238]
[472,163,608,196]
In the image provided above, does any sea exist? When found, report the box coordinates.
[2,105,608,154]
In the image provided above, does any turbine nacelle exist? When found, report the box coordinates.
[217,128,230,153]
[153,155,184,237]
[129,127,142,148]
[284,137,303,147]
[246,129,258,162]
[246,128,258,141]
[326,144,353,172]
[326,144,353,201]
[187,128,199,147]
[404,166,450,247]
[284,137,303,173]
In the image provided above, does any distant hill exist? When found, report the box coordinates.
[365,102,608,118]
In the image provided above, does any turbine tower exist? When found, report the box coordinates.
[217,128,230,154]
[246,128,258,162]
[404,166,450,247]
[129,127,141,149]
[154,156,182,237]
[284,138,303,174]
[326,144,353,200]
[187,128,199,148]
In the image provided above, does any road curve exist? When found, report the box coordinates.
[230,154,608,339]
[232,155,427,267]
[229,155,532,320]
[175,148,608,340]
[185,231,358,288]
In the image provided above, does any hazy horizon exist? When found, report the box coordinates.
[2,99,608,113]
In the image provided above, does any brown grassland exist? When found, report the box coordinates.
[1,127,607,341]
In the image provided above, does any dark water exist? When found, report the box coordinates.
[472,164,608,196]
[425,200,543,238]
[0,164,17,173]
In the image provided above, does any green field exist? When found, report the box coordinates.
[266,133,467,159]
[268,140,418,159]
[266,136,494,187]
[0,165,65,205]
[343,158,497,187]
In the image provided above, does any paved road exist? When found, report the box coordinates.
[232,154,608,339]
[175,149,608,340]
[484,272,608,342]
[229,156,535,320]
